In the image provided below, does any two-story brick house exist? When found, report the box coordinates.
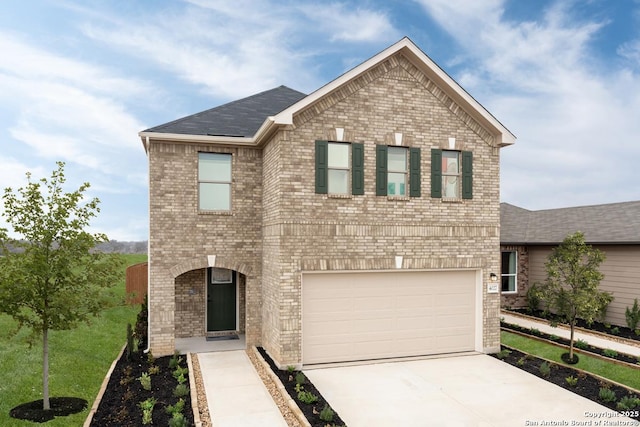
[140,37,515,368]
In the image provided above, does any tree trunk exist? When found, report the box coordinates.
[569,320,575,361]
[43,327,50,411]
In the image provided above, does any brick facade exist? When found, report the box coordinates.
[500,245,530,309]
[146,47,509,364]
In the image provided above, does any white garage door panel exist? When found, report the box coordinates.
[303,270,477,364]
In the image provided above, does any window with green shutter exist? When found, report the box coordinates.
[377,145,421,197]
[431,149,472,199]
[316,140,364,195]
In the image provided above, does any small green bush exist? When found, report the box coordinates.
[565,376,578,387]
[169,412,188,427]
[148,365,160,375]
[626,299,640,331]
[138,372,151,391]
[139,398,156,425]
[166,398,185,416]
[603,349,618,358]
[173,366,189,380]
[169,351,184,369]
[319,404,335,422]
[617,395,640,410]
[575,339,589,350]
[517,357,526,366]
[173,384,190,398]
[286,365,296,373]
[496,349,511,360]
[526,283,541,313]
[610,326,620,335]
[295,371,306,385]
[548,334,559,341]
[539,361,551,378]
[298,390,319,404]
[599,387,617,403]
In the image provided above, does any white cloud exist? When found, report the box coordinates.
[415,0,640,209]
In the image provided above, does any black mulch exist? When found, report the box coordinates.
[501,321,640,365]
[10,397,87,423]
[493,346,640,421]
[257,347,346,427]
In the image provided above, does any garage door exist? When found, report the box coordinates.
[302,270,477,365]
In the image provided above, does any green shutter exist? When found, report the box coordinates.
[352,143,364,195]
[430,149,442,198]
[376,145,388,196]
[315,140,328,194]
[409,147,421,197]
[462,150,473,199]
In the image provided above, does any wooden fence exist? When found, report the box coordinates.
[125,262,148,305]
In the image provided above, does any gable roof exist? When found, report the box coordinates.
[140,37,515,149]
[501,201,640,245]
[143,86,306,138]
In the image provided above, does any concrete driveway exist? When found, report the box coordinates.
[305,354,630,427]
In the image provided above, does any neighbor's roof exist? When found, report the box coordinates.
[139,37,516,149]
[501,201,640,245]
[143,85,306,138]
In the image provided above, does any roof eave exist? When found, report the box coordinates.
[138,131,256,151]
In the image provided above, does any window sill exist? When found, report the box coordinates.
[387,195,410,201]
[327,193,353,199]
[198,210,233,216]
[501,291,518,295]
[441,197,463,203]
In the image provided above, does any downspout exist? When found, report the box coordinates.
[144,135,151,354]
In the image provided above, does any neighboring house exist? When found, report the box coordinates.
[500,201,640,327]
[140,37,516,368]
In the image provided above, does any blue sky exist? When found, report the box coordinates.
[1,0,639,241]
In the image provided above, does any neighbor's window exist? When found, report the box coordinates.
[328,142,350,194]
[387,147,408,196]
[198,152,231,211]
[501,251,517,293]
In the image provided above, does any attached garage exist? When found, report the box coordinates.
[302,270,481,365]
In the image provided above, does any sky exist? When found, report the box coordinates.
[1,0,639,241]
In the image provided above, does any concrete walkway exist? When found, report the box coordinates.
[502,311,640,357]
[198,350,287,427]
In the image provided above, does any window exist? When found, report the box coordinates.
[199,152,231,211]
[376,145,421,197]
[315,140,364,195]
[501,251,517,293]
[431,149,472,199]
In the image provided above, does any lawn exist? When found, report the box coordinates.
[0,254,146,427]
[502,331,640,390]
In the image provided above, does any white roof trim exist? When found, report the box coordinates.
[138,131,255,145]
[272,37,515,147]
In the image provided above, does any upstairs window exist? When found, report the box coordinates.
[199,152,231,211]
[501,251,517,293]
[315,140,364,195]
[376,145,421,197]
[431,149,472,199]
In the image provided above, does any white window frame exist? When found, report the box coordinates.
[327,142,351,195]
[387,146,408,196]
[198,152,232,211]
[501,251,518,293]
[442,150,461,199]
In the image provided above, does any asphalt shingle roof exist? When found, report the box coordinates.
[501,201,640,245]
[144,85,307,137]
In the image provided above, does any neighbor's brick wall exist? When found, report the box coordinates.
[261,52,503,366]
[148,143,262,356]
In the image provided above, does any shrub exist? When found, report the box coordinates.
[496,349,511,360]
[539,362,551,378]
[295,371,306,385]
[139,398,156,425]
[603,349,618,358]
[286,365,296,373]
[147,351,155,365]
[565,376,578,387]
[319,404,335,422]
[138,372,151,391]
[575,339,589,350]
[526,283,541,313]
[617,395,640,411]
[599,387,617,403]
[297,390,319,404]
[148,365,160,375]
[169,351,184,369]
[549,334,559,341]
[173,366,189,380]
[517,357,525,366]
[169,412,188,427]
[166,398,185,416]
[610,326,620,335]
[173,384,190,398]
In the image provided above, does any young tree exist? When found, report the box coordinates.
[0,162,123,410]
[537,231,612,362]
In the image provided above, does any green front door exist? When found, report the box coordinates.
[207,271,236,332]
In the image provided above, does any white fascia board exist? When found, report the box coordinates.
[138,131,255,146]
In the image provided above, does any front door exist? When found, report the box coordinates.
[207,268,236,332]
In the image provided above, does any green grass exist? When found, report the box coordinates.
[0,253,146,427]
[502,331,640,390]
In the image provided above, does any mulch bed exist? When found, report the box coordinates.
[501,321,640,365]
[10,397,87,423]
[494,346,640,421]
[257,347,346,427]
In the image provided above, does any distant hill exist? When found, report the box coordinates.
[2,240,148,254]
